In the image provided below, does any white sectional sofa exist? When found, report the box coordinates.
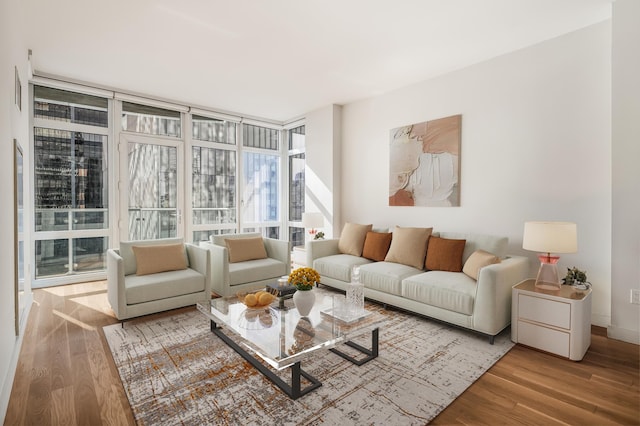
[307,228,528,343]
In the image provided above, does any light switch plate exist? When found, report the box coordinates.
[631,289,640,305]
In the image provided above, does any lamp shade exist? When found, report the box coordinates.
[522,221,578,254]
[302,212,323,229]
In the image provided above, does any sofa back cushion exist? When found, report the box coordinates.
[384,226,433,269]
[425,236,466,272]
[120,238,185,276]
[338,223,373,256]
[437,232,508,262]
[362,231,393,261]
[132,243,188,276]
[211,232,261,247]
[225,237,268,263]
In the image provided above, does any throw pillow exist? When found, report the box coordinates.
[463,249,501,280]
[362,231,393,262]
[338,223,373,256]
[132,243,188,276]
[225,237,268,263]
[425,236,467,272]
[384,226,433,269]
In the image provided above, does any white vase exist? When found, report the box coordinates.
[293,289,315,317]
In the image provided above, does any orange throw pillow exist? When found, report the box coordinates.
[425,236,466,272]
[362,232,393,261]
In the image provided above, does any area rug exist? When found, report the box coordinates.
[104,295,514,425]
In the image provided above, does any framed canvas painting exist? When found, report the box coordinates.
[389,114,461,207]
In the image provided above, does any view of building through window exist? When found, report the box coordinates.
[33,86,109,280]
[31,84,305,285]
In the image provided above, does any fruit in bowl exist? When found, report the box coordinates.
[241,290,276,308]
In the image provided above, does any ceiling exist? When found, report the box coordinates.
[25,0,612,122]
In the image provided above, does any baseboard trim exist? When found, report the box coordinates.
[607,325,640,345]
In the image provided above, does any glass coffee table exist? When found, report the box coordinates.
[196,292,386,399]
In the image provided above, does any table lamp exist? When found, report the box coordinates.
[522,221,577,290]
[302,212,324,239]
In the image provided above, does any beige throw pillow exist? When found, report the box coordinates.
[132,243,188,276]
[225,237,267,263]
[338,223,373,256]
[384,226,433,269]
[462,249,501,280]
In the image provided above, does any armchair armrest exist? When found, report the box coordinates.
[201,242,229,296]
[107,249,127,319]
[263,238,291,274]
[185,243,211,294]
[306,239,340,268]
[473,255,529,335]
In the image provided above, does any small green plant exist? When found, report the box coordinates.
[313,231,325,240]
[563,267,588,286]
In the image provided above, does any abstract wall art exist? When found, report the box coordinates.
[389,114,461,207]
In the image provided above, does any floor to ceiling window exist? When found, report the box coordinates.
[288,125,305,247]
[31,80,304,287]
[241,123,280,238]
[191,115,238,242]
[120,102,183,241]
[32,85,110,285]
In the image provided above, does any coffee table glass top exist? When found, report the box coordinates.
[197,291,386,370]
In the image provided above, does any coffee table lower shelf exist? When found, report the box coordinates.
[208,320,379,400]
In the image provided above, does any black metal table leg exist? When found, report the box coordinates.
[208,320,321,400]
[329,328,379,366]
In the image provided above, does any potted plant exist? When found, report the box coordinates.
[288,267,321,316]
[562,267,590,289]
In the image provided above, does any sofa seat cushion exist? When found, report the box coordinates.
[314,254,373,283]
[125,268,205,305]
[229,258,287,286]
[401,271,477,315]
[360,261,423,296]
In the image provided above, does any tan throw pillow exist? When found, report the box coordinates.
[338,223,373,256]
[132,243,188,276]
[362,231,393,262]
[425,236,466,272]
[463,249,501,280]
[384,226,433,269]
[225,237,267,263]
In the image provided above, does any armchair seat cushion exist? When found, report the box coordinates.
[228,258,287,287]
[401,271,477,315]
[125,268,206,305]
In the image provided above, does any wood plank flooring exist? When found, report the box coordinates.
[4,281,639,425]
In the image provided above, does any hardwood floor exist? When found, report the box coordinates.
[4,281,639,425]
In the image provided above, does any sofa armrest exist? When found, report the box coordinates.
[107,249,127,320]
[201,242,229,296]
[473,255,529,335]
[306,239,340,268]
[185,243,212,294]
[264,238,291,273]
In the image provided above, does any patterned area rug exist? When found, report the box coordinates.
[104,294,514,425]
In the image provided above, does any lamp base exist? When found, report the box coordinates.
[534,254,561,291]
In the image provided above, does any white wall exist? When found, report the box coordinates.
[0,0,32,420]
[340,22,612,327]
[305,104,342,239]
[610,0,640,344]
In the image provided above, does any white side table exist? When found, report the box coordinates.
[511,279,592,361]
[292,246,306,269]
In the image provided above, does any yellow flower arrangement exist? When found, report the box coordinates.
[288,267,320,291]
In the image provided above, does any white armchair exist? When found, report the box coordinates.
[201,233,290,297]
[107,238,211,320]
